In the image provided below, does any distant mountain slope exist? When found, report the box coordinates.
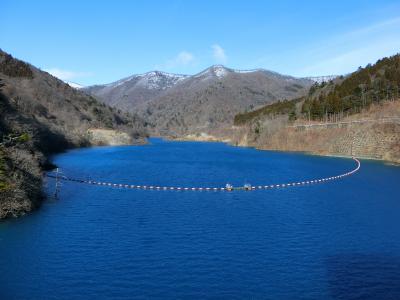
[231,54,400,163]
[84,71,188,111]
[85,65,312,135]
[140,65,312,135]
[0,50,147,219]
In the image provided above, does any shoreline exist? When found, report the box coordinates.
[165,134,400,166]
[2,133,397,221]
[0,136,148,221]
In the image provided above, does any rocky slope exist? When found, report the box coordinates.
[85,65,313,136]
[230,54,400,163]
[232,101,400,163]
[0,50,148,219]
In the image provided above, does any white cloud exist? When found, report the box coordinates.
[300,38,400,76]
[164,51,195,69]
[175,51,195,65]
[339,17,400,41]
[294,17,400,76]
[252,16,400,77]
[212,44,227,64]
[44,68,92,81]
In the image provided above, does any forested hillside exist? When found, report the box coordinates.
[0,50,147,219]
[231,54,400,163]
[234,54,400,125]
[302,54,400,120]
[234,98,302,125]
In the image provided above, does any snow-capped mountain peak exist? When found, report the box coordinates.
[211,65,229,77]
[195,65,278,79]
[106,71,188,90]
[194,65,232,79]
[83,65,313,123]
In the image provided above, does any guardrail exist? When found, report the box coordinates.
[289,118,400,129]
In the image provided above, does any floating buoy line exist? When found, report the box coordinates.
[46,157,360,192]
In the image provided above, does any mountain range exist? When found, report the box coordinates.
[84,65,313,135]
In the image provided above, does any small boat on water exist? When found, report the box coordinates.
[243,183,252,191]
[225,183,233,191]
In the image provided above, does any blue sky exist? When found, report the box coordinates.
[1,0,400,85]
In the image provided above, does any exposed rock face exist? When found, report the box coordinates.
[230,101,400,164]
[248,123,400,163]
[87,128,144,146]
[173,132,232,143]
[0,50,148,219]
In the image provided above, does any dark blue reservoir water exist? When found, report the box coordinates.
[1,138,400,299]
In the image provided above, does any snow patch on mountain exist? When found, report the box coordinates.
[304,75,338,83]
[194,65,231,79]
[213,65,228,77]
[66,81,84,89]
[105,71,188,90]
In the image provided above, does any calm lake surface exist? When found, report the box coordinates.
[1,138,400,299]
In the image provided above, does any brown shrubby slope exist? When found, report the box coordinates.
[0,50,147,218]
